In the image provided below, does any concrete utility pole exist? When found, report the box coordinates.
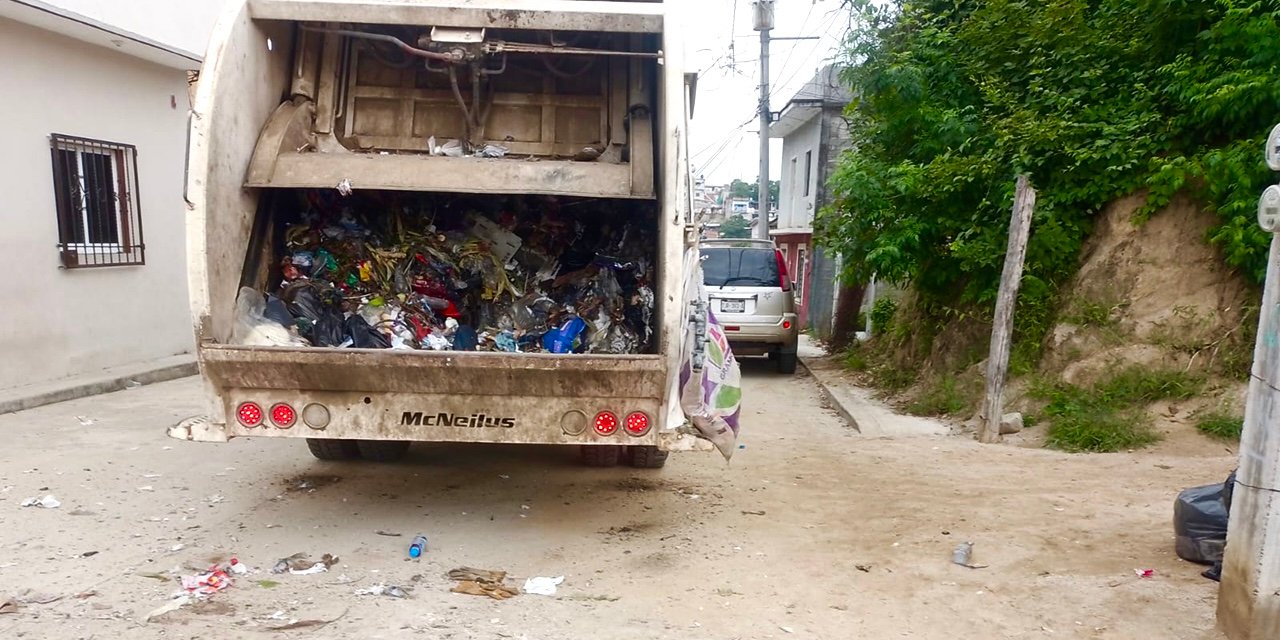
[752,0,774,240]
[1217,123,1280,640]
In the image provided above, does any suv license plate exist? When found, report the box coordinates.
[720,299,746,313]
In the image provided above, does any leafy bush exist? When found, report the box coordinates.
[1196,411,1244,440]
[820,0,1277,366]
[869,297,898,336]
[1031,366,1202,452]
[907,374,972,416]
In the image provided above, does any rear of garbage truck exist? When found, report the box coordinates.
[174,0,714,467]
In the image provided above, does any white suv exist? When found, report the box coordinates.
[700,238,800,374]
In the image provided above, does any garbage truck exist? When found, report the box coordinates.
[172,0,740,468]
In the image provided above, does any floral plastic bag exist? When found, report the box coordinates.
[678,248,742,460]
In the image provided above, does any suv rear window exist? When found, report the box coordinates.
[701,247,779,287]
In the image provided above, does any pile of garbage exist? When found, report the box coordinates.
[234,190,657,354]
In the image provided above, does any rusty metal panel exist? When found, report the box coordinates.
[200,345,667,398]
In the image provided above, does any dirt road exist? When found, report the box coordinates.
[0,361,1233,639]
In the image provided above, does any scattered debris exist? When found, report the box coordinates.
[0,599,17,614]
[522,576,564,596]
[375,530,402,537]
[855,564,872,573]
[14,590,61,605]
[170,544,185,552]
[74,590,98,599]
[124,379,143,390]
[138,486,155,492]
[20,495,60,509]
[228,558,249,575]
[181,566,232,596]
[448,567,519,600]
[69,508,96,517]
[1134,568,1156,578]
[336,178,353,196]
[780,626,795,634]
[142,595,191,623]
[136,571,172,582]
[354,584,409,598]
[75,416,96,426]
[741,510,766,516]
[81,551,99,558]
[256,580,280,589]
[272,553,339,575]
[268,608,347,631]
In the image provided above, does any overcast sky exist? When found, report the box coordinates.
[678,0,852,185]
[49,0,850,186]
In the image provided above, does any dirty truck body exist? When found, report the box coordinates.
[178,0,702,458]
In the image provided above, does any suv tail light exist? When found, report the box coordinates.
[775,249,791,291]
[270,403,297,428]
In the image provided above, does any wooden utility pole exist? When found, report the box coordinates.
[1217,124,1280,639]
[977,174,1036,444]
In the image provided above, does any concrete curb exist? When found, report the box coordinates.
[0,356,198,415]
[799,356,862,433]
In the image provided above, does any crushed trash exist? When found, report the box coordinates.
[14,590,62,605]
[142,595,191,623]
[951,541,988,569]
[272,553,339,575]
[20,495,60,509]
[228,558,249,575]
[1134,568,1156,578]
[522,576,564,596]
[0,599,16,614]
[75,416,96,426]
[235,190,658,356]
[447,567,519,600]
[267,608,347,631]
[354,584,409,598]
[375,530,402,537]
[181,566,232,596]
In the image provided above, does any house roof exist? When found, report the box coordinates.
[0,0,201,69]
[769,65,852,139]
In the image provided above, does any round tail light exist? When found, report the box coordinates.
[269,403,297,428]
[624,412,651,437]
[593,411,618,436]
[236,402,263,428]
[783,320,792,330]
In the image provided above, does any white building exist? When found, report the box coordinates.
[0,0,222,407]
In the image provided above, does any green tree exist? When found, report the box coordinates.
[719,216,752,239]
[819,0,1279,362]
[728,179,781,205]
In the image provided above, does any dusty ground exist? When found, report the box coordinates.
[0,360,1235,639]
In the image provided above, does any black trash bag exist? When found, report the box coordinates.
[1174,479,1230,565]
[1202,469,1238,582]
[311,313,346,348]
[344,315,391,349]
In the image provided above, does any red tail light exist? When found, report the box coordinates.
[624,412,651,437]
[270,403,297,428]
[775,249,791,291]
[236,402,263,428]
[783,320,792,330]
[593,411,619,436]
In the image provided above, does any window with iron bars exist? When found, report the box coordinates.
[50,134,145,268]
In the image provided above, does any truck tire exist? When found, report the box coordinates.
[777,351,798,374]
[581,445,622,467]
[306,438,360,461]
[629,446,669,469]
[355,440,411,462]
